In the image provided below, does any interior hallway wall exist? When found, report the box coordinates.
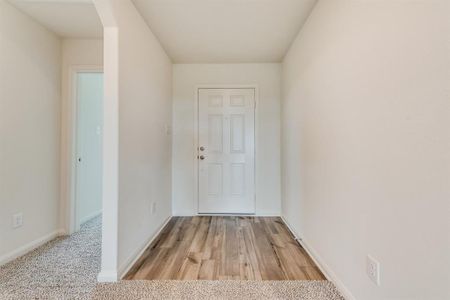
[281,1,450,299]
[0,0,61,264]
[172,64,282,216]
[94,0,172,280]
[60,39,103,233]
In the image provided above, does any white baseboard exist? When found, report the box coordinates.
[174,213,281,217]
[117,215,172,279]
[79,209,102,225]
[280,216,356,300]
[172,210,196,217]
[0,229,64,267]
[97,270,118,282]
[253,213,281,217]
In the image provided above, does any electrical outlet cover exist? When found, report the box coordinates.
[367,255,380,286]
[12,213,23,229]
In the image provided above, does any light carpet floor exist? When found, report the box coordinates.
[0,217,101,300]
[0,216,344,300]
[93,280,344,300]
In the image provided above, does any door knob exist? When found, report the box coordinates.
[199,146,205,151]
[199,155,205,160]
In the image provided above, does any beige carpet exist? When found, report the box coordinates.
[0,217,101,300]
[93,280,344,300]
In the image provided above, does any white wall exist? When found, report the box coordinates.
[60,39,103,233]
[0,0,61,263]
[281,1,450,299]
[172,64,281,216]
[94,0,172,281]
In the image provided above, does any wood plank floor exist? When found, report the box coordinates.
[125,216,325,281]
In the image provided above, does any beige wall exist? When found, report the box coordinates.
[172,64,282,216]
[0,0,62,263]
[60,38,103,233]
[117,3,172,274]
[281,0,450,299]
[94,0,173,281]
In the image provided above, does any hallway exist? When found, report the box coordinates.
[2,0,448,299]
[125,217,324,280]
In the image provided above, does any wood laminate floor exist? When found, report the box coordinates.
[125,216,325,281]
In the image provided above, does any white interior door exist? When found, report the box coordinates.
[75,72,103,229]
[198,88,255,214]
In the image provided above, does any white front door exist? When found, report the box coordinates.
[198,88,255,214]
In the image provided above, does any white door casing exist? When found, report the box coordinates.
[198,88,255,214]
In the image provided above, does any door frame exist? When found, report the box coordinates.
[194,85,259,215]
[64,65,103,235]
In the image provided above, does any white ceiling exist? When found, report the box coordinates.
[8,0,103,38]
[8,0,317,63]
[132,0,317,63]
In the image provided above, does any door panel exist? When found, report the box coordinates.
[230,114,245,153]
[208,115,223,152]
[230,163,245,195]
[198,88,255,214]
[208,164,223,196]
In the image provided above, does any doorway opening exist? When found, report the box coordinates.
[70,70,104,233]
